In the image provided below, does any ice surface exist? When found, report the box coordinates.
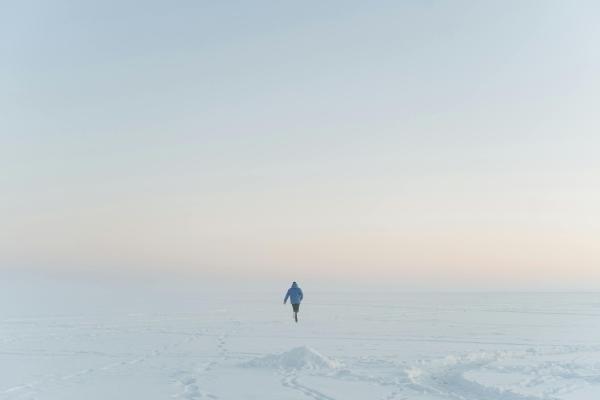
[1,278,599,399]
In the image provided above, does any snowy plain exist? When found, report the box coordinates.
[1,277,599,400]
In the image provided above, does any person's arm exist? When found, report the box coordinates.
[284,290,290,304]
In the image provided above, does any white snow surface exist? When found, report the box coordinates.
[1,278,599,399]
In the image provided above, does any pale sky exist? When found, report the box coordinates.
[2,1,599,289]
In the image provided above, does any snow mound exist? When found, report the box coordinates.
[243,346,340,370]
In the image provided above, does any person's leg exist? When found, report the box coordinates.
[292,304,300,322]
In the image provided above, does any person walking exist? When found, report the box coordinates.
[283,281,303,323]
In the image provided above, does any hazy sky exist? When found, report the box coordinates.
[2,1,599,289]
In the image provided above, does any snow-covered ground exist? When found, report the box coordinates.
[1,278,599,399]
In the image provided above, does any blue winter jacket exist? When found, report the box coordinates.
[284,282,303,304]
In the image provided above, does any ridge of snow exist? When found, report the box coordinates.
[242,346,341,370]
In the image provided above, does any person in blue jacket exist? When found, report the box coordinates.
[284,282,303,323]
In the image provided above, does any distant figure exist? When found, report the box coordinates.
[283,282,304,323]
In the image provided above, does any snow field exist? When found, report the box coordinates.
[1,285,599,399]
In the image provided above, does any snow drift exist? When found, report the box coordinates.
[242,346,340,370]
